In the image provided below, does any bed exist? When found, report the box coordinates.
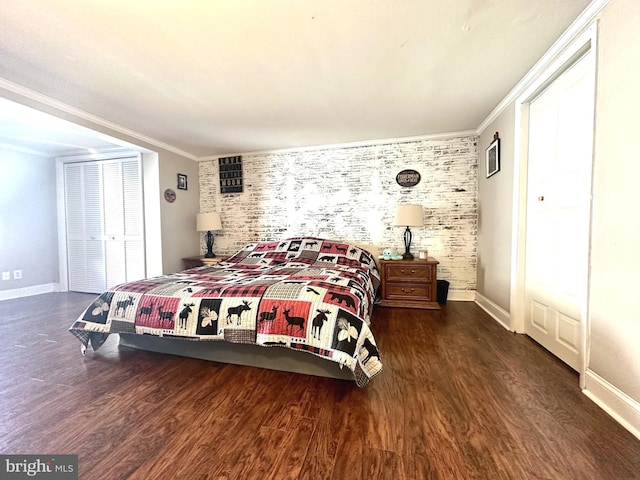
[69,237,382,386]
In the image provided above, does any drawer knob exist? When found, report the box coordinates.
[400,269,416,274]
[401,288,415,293]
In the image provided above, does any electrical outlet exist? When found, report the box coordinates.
[1,271,9,281]
[13,270,22,280]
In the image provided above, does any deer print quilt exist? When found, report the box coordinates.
[69,237,382,386]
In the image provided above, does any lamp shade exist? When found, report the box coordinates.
[197,212,222,231]
[394,204,424,227]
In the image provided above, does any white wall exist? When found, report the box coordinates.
[0,147,59,295]
[588,0,640,402]
[158,150,200,274]
[476,105,515,312]
[199,135,478,294]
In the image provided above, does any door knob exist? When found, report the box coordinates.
[538,195,545,201]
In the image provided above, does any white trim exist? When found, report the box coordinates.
[55,149,140,163]
[477,0,609,135]
[509,98,529,335]
[0,283,59,302]
[55,159,68,292]
[475,291,512,331]
[0,77,198,161]
[54,146,137,159]
[448,290,475,302]
[511,26,598,337]
[583,369,640,441]
[581,30,599,390]
[510,26,598,390]
[198,130,478,161]
[1,74,476,162]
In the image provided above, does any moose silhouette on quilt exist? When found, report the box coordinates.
[69,237,382,386]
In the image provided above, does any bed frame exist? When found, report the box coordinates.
[118,334,354,381]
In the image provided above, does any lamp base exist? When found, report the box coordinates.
[402,226,414,260]
[204,231,216,258]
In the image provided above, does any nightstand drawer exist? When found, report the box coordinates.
[385,264,433,283]
[378,257,440,310]
[386,282,432,300]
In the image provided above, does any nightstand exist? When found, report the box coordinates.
[182,256,223,269]
[378,257,440,309]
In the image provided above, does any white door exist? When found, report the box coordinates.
[103,158,146,287]
[64,156,145,293]
[65,162,107,293]
[524,51,594,370]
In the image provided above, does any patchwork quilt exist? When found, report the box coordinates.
[69,237,382,386]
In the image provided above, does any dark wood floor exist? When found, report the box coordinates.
[1,293,639,479]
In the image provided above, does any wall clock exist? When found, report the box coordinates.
[164,188,176,203]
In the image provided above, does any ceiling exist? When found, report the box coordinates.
[0,0,593,159]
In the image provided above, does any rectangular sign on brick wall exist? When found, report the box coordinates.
[219,155,243,193]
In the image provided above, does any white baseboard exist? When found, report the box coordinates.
[448,290,475,302]
[583,369,640,441]
[0,283,60,301]
[474,291,512,330]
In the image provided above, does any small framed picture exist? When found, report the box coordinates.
[486,134,500,178]
[177,173,188,190]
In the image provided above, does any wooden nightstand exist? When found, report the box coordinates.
[378,257,440,309]
[182,256,223,269]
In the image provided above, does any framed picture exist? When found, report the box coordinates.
[486,134,500,178]
[177,173,188,190]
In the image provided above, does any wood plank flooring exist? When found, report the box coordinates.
[1,292,639,479]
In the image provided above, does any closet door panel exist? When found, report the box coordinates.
[105,239,126,288]
[67,239,86,292]
[86,239,106,293]
[125,240,146,282]
[102,161,124,237]
[122,159,143,237]
[64,164,84,239]
[83,163,103,239]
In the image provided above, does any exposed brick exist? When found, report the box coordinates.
[199,135,477,291]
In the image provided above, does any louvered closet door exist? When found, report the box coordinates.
[102,161,126,287]
[102,159,145,287]
[121,159,145,283]
[65,164,88,292]
[65,162,107,293]
[64,156,144,293]
[84,163,107,292]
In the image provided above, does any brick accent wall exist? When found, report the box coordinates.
[199,135,477,291]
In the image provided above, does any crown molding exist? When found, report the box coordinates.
[477,0,609,135]
[197,129,478,161]
[0,77,199,161]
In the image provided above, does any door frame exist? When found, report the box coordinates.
[510,25,598,388]
[55,150,145,292]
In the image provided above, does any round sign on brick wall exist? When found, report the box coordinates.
[396,169,421,187]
